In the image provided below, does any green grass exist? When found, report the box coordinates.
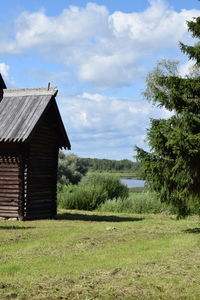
[98,191,177,215]
[87,171,139,179]
[129,187,145,192]
[58,174,128,210]
[0,210,200,299]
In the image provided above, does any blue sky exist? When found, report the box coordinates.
[0,0,199,160]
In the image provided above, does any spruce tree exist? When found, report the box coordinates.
[135,16,200,218]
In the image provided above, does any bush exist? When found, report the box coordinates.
[187,197,200,215]
[57,152,88,185]
[58,184,108,210]
[82,174,129,200]
[57,174,129,210]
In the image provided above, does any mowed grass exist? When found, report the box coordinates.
[0,210,200,299]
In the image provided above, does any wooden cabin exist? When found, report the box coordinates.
[0,74,71,220]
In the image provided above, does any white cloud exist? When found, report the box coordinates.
[179,60,197,77]
[4,3,109,56]
[78,53,143,89]
[0,62,14,87]
[110,0,196,49]
[0,1,199,89]
[59,92,171,159]
[0,62,10,78]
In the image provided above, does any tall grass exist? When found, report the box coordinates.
[98,191,178,214]
[58,184,108,210]
[58,174,129,210]
[58,174,198,215]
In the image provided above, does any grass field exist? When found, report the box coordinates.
[0,210,200,300]
[86,171,139,179]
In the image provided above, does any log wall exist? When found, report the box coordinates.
[0,150,23,219]
[24,111,59,220]
[0,105,61,220]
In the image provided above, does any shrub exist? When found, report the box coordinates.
[187,197,200,215]
[82,174,129,200]
[57,174,129,210]
[58,183,108,210]
[57,152,88,185]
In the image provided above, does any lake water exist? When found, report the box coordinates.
[120,178,145,188]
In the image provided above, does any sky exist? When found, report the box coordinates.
[0,0,199,160]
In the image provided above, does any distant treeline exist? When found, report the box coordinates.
[80,157,140,173]
[58,152,141,185]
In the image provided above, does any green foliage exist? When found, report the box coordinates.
[80,157,140,173]
[98,192,177,214]
[58,183,108,210]
[82,173,129,200]
[58,174,129,210]
[136,15,200,218]
[57,152,88,185]
[180,17,200,63]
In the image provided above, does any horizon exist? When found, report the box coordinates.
[0,0,199,160]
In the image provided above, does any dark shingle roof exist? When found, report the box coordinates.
[0,74,7,89]
[0,87,70,149]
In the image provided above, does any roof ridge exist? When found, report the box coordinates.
[3,86,58,97]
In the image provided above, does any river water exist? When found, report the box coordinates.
[120,178,145,188]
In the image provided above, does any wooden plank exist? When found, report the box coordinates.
[26,206,52,213]
[0,166,19,170]
[0,188,19,193]
[26,197,54,202]
[28,165,54,170]
[0,180,20,185]
[0,175,19,179]
[28,169,55,174]
[0,167,19,171]
[0,173,19,178]
[27,199,52,205]
[30,147,55,152]
[28,160,55,165]
[30,135,56,143]
[28,175,53,179]
[27,193,54,199]
[0,202,18,206]
[27,204,53,208]
[27,201,53,207]
[0,168,19,172]
[0,192,20,197]
[0,206,18,211]
[0,184,19,189]
[20,95,51,141]
[0,212,19,217]
[26,179,53,185]
[0,197,19,201]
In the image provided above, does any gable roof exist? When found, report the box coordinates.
[0,73,6,89]
[0,85,71,149]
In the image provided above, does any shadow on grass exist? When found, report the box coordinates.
[0,226,34,230]
[184,227,200,234]
[56,212,144,222]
